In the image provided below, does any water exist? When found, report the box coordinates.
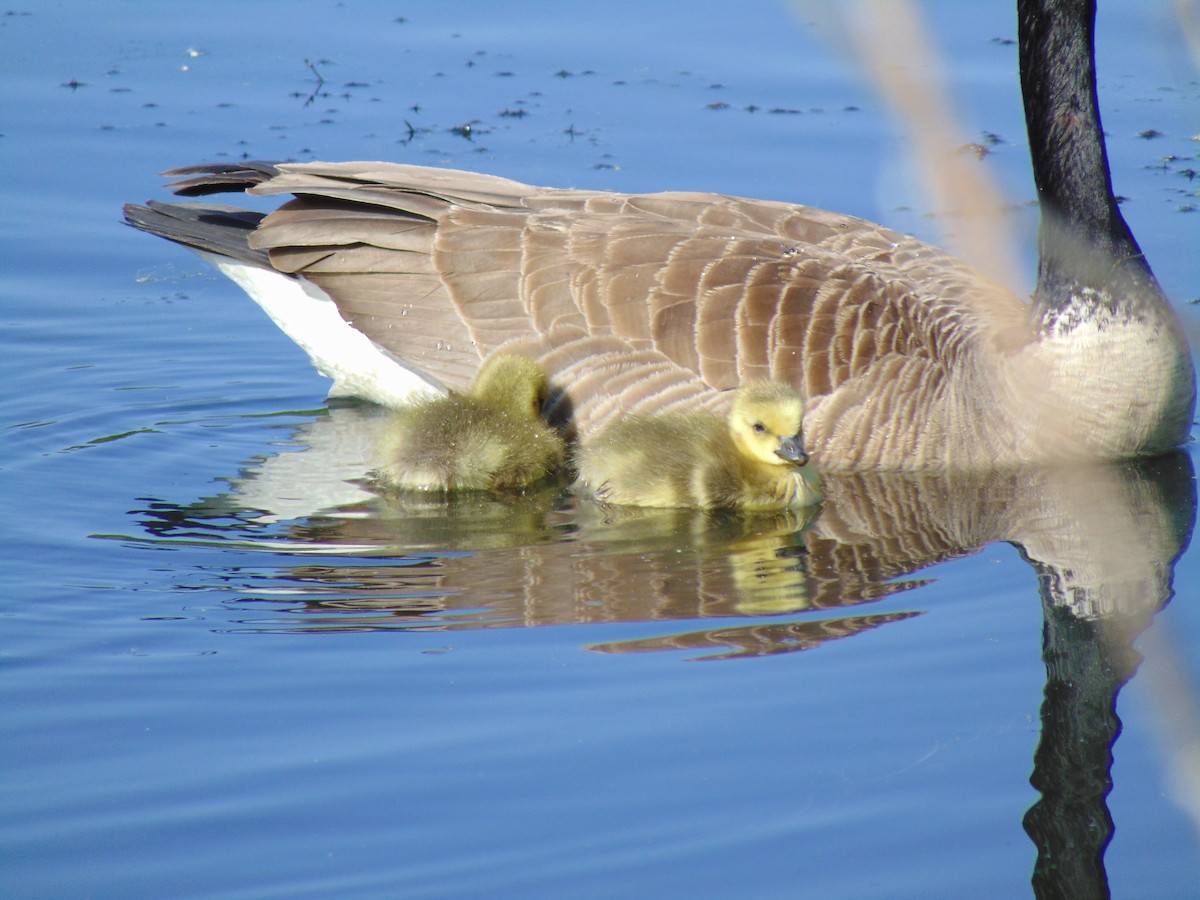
[3,1,1199,897]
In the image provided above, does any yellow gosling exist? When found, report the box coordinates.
[376,353,565,492]
[576,381,822,510]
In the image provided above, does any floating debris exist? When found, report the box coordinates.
[300,58,331,107]
[399,119,432,144]
[449,121,484,140]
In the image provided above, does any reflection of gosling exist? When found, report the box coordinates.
[376,354,565,492]
[576,381,822,510]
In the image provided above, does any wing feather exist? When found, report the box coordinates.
[133,161,1031,466]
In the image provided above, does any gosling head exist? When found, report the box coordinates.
[728,381,809,467]
[471,353,550,420]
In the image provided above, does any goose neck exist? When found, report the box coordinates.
[1017,0,1155,320]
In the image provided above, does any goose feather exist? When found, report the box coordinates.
[122,0,1195,471]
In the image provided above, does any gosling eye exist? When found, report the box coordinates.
[752,422,767,434]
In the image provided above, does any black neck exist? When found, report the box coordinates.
[1017,0,1158,315]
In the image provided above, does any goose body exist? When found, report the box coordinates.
[576,381,822,510]
[375,353,565,493]
[122,0,1194,471]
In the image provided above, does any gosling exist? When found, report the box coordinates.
[375,353,565,493]
[575,381,822,511]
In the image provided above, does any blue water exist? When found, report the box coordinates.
[3,2,1199,897]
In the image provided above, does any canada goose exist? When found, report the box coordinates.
[122,0,1194,470]
[374,353,565,493]
[576,381,823,510]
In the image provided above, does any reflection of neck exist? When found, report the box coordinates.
[1021,579,1145,898]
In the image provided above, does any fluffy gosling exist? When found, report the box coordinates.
[375,353,565,492]
[575,381,822,510]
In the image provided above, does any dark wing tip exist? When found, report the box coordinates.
[160,160,285,197]
[122,200,270,267]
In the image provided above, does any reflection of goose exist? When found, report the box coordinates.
[136,404,1194,652]
[375,353,565,493]
[123,0,1193,468]
[576,381,822,510]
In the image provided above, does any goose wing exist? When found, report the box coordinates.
[151,161,1028,465]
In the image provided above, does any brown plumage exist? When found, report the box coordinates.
[122,0,1195,470]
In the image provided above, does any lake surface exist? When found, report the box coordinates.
[3,1,1199,897]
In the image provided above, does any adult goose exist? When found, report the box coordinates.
[123,0,1194,470]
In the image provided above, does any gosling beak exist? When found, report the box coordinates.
[775,434,809,466]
